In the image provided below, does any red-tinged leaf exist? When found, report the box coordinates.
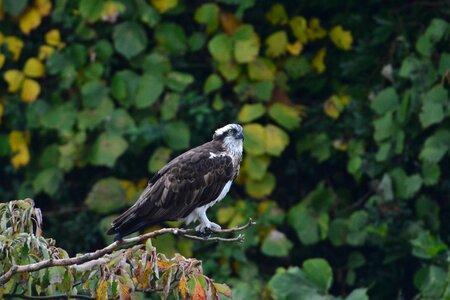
[157,260,172,270]
[213,282,232,298]
[193,281,207,300]
[96,279,108,300]
[119,282,131,300]
[179,274,188,299]
[140,261,152,289]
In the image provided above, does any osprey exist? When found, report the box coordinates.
[107,124,244,240]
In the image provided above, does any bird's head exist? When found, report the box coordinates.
[213,124,244,153]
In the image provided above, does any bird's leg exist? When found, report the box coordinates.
[195,209,221,233]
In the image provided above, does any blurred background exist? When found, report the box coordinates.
[1,0,449,299]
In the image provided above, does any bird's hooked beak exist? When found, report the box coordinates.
[236,132,244,140]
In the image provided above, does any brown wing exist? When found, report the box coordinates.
[107,148,235,239]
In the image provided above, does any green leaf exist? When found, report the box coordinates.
[188,32,206,51]
[243,154,270,180]
[297,133,331,162]
[3,0,27,16]
[415,265,447,299]
[346,289,369,300]
[424,18,449,42]
[41,104,77,131]
[261,229,293,257]
[265,124,289,156]
[245,172,276,198]
[234,26,260,63]
[161,93,180,121]
[248,58,276,81]
[81,80,109,108]
[165,71,194,92]
[419,129,450,163]
[140,53,172,75]
[390,168,423,199]
[411,231,448,259]
[105,109,136,134]
[155,23,187,55]
[238,103,265,123]
[419,85,448,128]
[373,112,394,143]
[288,203,319,245]
[422,161,440,186]
[218,61,241,81]
[252,81,273,101]
[78,98,114,131]
[111,70,140,107]
[303,258,333,293]
[163,121,190,150]
[438,52,450,75]
[148,147,172,173]
[265,31,288,57]
[203,74,223,94]
[371,87,399,115]
[194,3,219,33]
[268,267,318,300]
[85,178,128,214]
[243,123,265,155]
[416,35,433,57]
[33,168,63,196]
[89,132,128,167]
[284,57,311,79]
[113,22,148,59]
[329,218,348,246]
[135,74,164,109]
[208,34,232,62]
[268,103,301,130]
[79,0,103,22]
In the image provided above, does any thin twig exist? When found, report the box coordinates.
[0,219,255,285]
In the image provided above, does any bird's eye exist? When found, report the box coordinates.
[227,129,234,135]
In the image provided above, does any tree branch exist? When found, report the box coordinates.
[0,219,255,285]
[3,293,94,299]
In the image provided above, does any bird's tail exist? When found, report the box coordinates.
[107,205,151,241]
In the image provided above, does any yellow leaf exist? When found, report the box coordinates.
[289,16,309,44]
[329,25,353,51]
[306,18,327,41]
[19,8,42,35]
[96,280,108,300]
[213,282,232,298]
[45,29,65,48]
[0,32,4,44]
[266,4,288,25]
[323,98,340,119]
[119,282,131,300]
[243,123,265,155]
[286,41,303,56]
[11,147,30,169]
[333,139,348,151]
[34,0,52,16]
[101,1,125,23]
[0,53,5,69]
[312,47,326,74]
[245,172,276,198]
[150,0,179,13]
[23,58,45,78]
[5,36,24,61]
[265,31,287,57]
[38,45,55,60]
[9,131,30,169]
[21,78,41,103]
[217,206,236,224]
[119,180,139,203]
[178,274,188,300]
[265,124,289,156]
[4,70,25,93]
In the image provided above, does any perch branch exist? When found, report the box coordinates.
[0,219,255,285]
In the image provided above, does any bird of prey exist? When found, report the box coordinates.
[107,123,244,240]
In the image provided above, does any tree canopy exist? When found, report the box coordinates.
[0,0,449,299]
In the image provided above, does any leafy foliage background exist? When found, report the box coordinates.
[0,0,449,299]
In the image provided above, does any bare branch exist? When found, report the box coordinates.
[0,219,255,285]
